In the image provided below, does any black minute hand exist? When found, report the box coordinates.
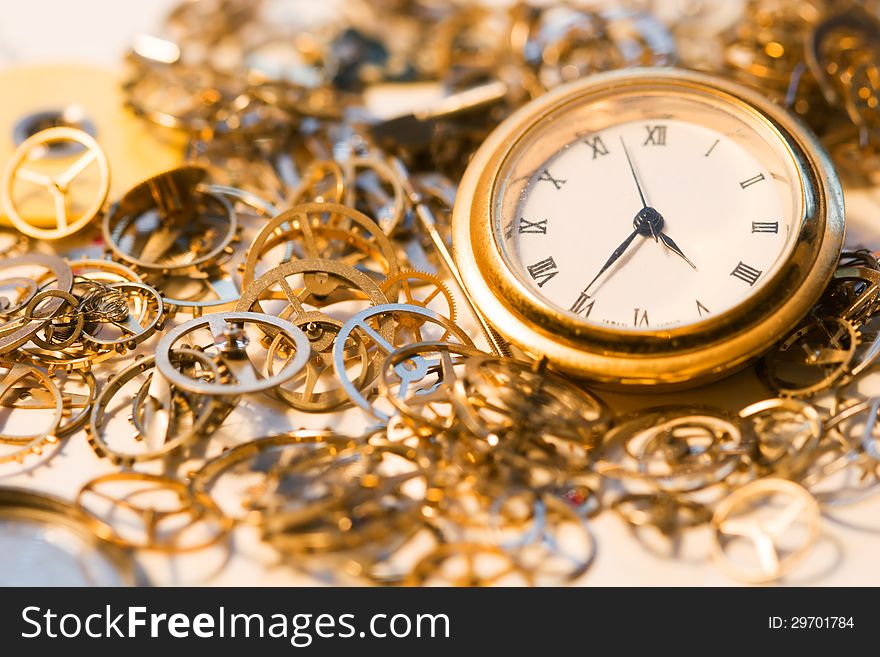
[619,137,659,242]
[583,228,640,292]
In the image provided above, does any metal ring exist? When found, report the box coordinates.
[333,303,474,421]
[0,254,72,354]
[156,311,312,395]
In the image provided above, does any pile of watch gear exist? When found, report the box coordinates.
[1,0,880,586]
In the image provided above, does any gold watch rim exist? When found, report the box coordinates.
[452,67,845,386]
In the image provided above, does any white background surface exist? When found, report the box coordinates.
[2,0,880,586]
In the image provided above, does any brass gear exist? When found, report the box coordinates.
[379,269,457,333]
[760,316,861,397]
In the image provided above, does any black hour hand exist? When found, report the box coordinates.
[658,232,697,270]
[584,228,639,292]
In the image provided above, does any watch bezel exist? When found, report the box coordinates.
[452,68,845,386]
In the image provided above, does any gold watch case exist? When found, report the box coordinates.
[452,68,845,388]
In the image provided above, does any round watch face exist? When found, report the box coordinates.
[493,88,803,332]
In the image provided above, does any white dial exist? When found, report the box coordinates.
[502,115,799,331]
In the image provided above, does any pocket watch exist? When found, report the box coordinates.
[453,68,845,388]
